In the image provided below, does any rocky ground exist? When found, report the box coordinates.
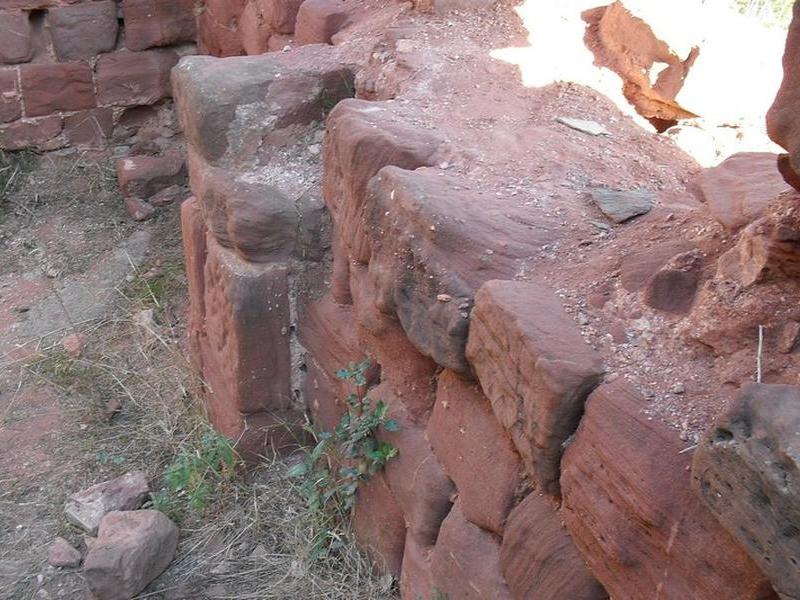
[0,151,393,599]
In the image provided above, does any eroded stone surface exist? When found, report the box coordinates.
[65,471,149,535]
[48,1,118,60]
[693,383,800,600]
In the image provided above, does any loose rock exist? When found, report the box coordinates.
[64,471,150,535]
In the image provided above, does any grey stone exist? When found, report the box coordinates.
[591,188,654,223]
[65,471,149,535]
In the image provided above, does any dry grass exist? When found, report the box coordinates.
[0,153,396,599]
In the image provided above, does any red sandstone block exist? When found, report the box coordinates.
[560,380,775,600]
[239,0,270,55]
[0,68,21,123]
[430,501,512,600]
[64,108,113,147]
[117,150,187,199]
[352,472,406,576]
[294,0,352,45]
[400,534,434,600]
[20,62,95,117]
[48,1,118,61]
[121,0,197,51]
[197,0,245,57]
[96,49,179,107]
[0,115,62,150]
[264,0,304,34]
[500,492,606,600]
[267,33,292,52]
[0,10,33,64]
[427,370,521,535]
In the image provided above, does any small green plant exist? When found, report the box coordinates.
[289,359,398,527]
[152,429,241,519]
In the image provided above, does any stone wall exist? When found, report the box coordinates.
[0,0,197,151]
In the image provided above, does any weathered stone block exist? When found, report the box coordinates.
[64,108,114,147]
[352,472,406,576]
[96,49,179,106]
[467,280,604,495]
[400,534,434,600]
[48,1,118,60]
[117,150,187,199]
[427,369,521,534]
[122,0,197,51]
[0,68,21,123]
[0,115,62,150]
[0,10,32,64]
[693,383,800,600]
[294,0,352,45]
[500,492,606,600]
[239,0,271,55]
[64,471,149,536]
[20,62,95,117]
[265,0,304,34]
[561,380,774,600]
[430,501,512,600]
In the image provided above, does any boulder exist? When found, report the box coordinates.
[560,380,775,599]
[20,62,95,117]
[693,383,800,600]
[83,510,179,600]
[430,502,512,600]
[121,0,197,51]
[352,472,406,576]
[466,280,604,496]
[96,49,180,107]
[48,1,118,61]
[47,537,82,568]
[0,10,32,64]
[500,492,606,600]
[64,471,149,535]
[767,1,800,190]
[117,151,187,200]
[427,369,521,534]
[294,0,352,45]
[698,153,790,231]
[0,68,21,123]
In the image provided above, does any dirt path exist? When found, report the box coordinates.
[0,152,392,600]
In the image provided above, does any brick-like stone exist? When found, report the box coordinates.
[561,380,775,600]
[96,50,179,107]
[197,0,245,57]
[427,369,521,535]
[500,492,606,600]
[122,0,197,51]
[352,472,406,576]
[264,0,304,34]
[0,115,62,150]
[48,1,118,60]
[430,501,512,600]
[239,0,270,55]
[117,150,186,199]
[0,10,33,64]
[466,280,604,496]
[64,108,113,147]
[294,0,352,45]
[0,68,21,123]
[693,383,800,600]
[20,62,95,117]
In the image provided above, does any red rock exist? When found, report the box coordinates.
[124,197,156,221]
[323,99,444,264]
[352,472,406,576]
[149,184,185,207]
[294,0,352,45]
[364,168,559,373]
[173,47,354,167]
[0,68,21,123]
[0,115,63,150]
[48,537,82,569]
[698,153,789,232]
[620,239,696,292]
[430,501,512,600]
[778,153,800,191]
[427,370,521,535]
[117,150,187,200]
[20,62,95,117]
[642,249,703,314]
[197,9,244,57]
[693,383,800,599]
[48,1,118,60]
[400,534,434,600]
[560,380,774,600]
[0,11,32,64]
[121,0,197,51]
[500,492,606,600]
[239,0,271,55]
[267,33,292,52]
[466,280,604,496]
[767,1,800,190]
[84,510,178,600]
[64,108,114,147]
[302,356,343,432]
[376,384,454,546]
[96,49,179,107]
[64,471,150,536]
[265,0,304,34]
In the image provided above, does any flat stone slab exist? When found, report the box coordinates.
[591,188,654,223]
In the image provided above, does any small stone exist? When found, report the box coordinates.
[671,383,686,395]
[437,294,452,303]
[250,544,268,560]
[134,308,156,331]
[48,537,82,568]
[124,197,156,221]
[591,188,654,223]
[576,313,590,326]
[556,117,611,136]
[61,332,86,357]
[65,471,149,535]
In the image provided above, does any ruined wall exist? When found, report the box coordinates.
[174,1,800,598]
[0,0,197,151]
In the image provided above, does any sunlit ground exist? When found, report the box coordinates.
[492,0,787,166]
